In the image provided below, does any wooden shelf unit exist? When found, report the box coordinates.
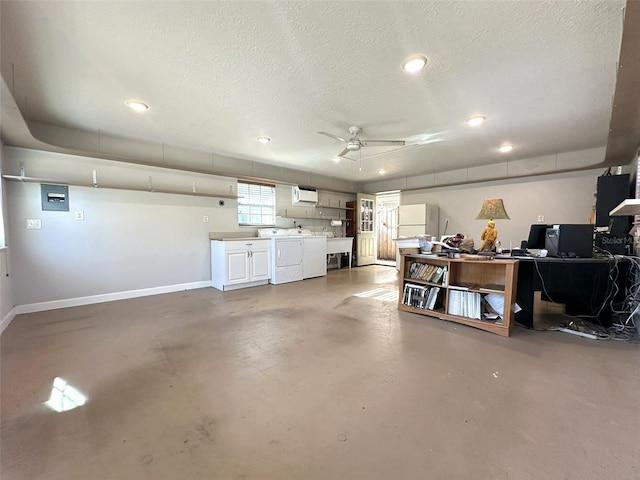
[398,254,519,337]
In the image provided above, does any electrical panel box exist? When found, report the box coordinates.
[41,184,69,211]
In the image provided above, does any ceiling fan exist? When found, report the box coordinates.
[318,126,405,159]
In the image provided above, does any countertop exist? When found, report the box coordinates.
[210,232,352,241]
[209,234,271,241]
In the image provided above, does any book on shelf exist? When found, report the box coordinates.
[426,287,440,310]
[431,266,447,284]
[483,293,505,316]
[402,283,442,310]
[478,283,505,293]
[448,282,478,291]
[407,262,447,284]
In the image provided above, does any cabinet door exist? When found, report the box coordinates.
[226,250,250,284]
[250,248,271,281]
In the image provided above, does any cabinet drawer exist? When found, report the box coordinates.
[224,239,270,251]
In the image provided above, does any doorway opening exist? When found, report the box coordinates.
[376,192,400,266]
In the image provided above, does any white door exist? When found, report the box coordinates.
[356,193,376,266]
[251,248,271,281]
[275,238,303,267]
[226,250,250,284]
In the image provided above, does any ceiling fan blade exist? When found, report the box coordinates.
[360,139,406,147]
[318,131,347,142]
[337,147,354,158]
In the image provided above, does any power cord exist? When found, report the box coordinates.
[530,252,640,342]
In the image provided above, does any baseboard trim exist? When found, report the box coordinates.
[0,307,16,334]
[15,281,212,314]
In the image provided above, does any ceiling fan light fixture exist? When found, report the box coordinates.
[498,144,514,153]
[402,55,428,74]
[346,142,360,151]
[125,100,149,112]
[467,115,486,127]
[256,136,271,144]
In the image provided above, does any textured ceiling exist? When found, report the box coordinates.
[0,0,631,183]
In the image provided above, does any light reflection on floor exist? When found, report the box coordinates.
[353,287,398,302]
[44,377,87,412]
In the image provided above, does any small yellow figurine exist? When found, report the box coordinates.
[479,220,498,251]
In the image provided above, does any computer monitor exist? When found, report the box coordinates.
[527,224,552,250]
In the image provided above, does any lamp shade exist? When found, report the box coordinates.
[476,198,510,220]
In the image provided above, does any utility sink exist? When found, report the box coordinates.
[326,237,353,255]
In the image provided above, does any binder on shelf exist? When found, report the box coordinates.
[447,290,481,319]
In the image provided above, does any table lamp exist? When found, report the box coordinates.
[476,198,510,251]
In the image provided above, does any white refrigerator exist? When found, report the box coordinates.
[395,204,439,271]
[397,204,439,238]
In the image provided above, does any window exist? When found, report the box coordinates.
[237,181,275,226]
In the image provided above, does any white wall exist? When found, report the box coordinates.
[3,147,239,309]
[0,248,13,332]
[401,169,601,250]
[2,147,356,310]
[0,139,16,332]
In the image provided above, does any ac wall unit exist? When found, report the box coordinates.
[292,186,318,204]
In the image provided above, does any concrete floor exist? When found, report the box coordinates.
[1,265,639,479]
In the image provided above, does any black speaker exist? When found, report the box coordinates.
[596,174,630,227]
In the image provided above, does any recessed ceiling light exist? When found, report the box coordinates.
[378,169,385,175]
[402,55,428,74]
[256,136,271,144]
[467,115,486,127]
[125,100,149,112]
[498,144,514,153]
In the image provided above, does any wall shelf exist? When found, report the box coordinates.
[2,175,239,199]
[610,199,640,216]
[315,204,355,211]
[277,215,350,223]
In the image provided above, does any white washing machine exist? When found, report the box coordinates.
[258,229,304,284]
[283,229,328,279]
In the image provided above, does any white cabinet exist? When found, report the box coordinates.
[211,239,271,291]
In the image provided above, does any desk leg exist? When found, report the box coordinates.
[515,261,535,329]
